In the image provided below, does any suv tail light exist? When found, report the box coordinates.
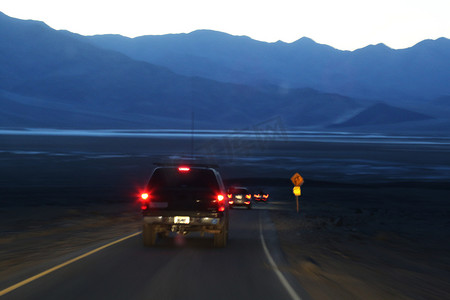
[245,194,251,199]
[216,194,225,212]
[140,193,150,210]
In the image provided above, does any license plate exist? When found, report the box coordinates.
[174,216,190,224]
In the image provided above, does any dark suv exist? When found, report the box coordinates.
[227,187,252,209]
[140,165,229,247]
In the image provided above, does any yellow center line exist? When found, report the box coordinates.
[0,231,142,297]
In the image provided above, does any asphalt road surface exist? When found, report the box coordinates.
[0,206,308,300]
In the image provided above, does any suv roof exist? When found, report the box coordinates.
[148,166,223,191]
[154,161,219,167]
[227,187,250,194]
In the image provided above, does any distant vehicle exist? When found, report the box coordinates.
[227,187,252,209]
[253,190,269,202]
[139,165,229,247]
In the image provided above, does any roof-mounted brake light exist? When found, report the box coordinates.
[178,166,190,172]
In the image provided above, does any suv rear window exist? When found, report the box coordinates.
[228,188,249,194]
[148,168,220,190]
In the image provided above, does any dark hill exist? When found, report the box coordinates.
[430,95,450,106]
[331,103,433,127]
[0,12,365,129]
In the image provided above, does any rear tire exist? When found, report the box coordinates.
[157,231,168,239]
[143,224,157,246]
[214,225,228,248]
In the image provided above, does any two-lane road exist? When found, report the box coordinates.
[1,207,308,300]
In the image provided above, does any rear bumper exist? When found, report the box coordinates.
[230,202,251,207]
[143,215,221,225]
[142,211,227,234]
[230,198,251,204]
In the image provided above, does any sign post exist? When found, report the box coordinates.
[291,173,304,213]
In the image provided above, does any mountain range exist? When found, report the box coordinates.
[0,11,449,132]
[84,31,450,102]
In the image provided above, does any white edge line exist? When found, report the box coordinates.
[0,231,142,297]
[259,213,302,300]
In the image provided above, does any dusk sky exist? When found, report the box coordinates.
[1,0,449,50]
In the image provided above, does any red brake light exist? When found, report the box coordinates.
[263,194,269,198]
[245,194,251,199]
[178,166,190,172]
[216,194,225,212]
[229,200,234,205]
[140,193,150,210]
[227,194,232,199]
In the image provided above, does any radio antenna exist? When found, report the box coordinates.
[191,111,195,159]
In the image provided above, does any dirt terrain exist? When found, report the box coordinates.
[1,133,450,299]
[0,203,141,283]
[270,183,450,300]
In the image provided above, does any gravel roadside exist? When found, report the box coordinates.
[269,184,450,300]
